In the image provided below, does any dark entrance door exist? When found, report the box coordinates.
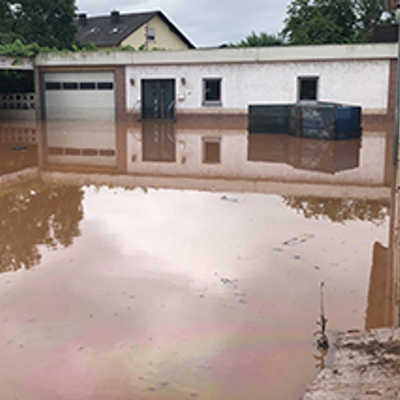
[142,79,175,120]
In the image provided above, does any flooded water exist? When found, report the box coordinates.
[0,119,397,399]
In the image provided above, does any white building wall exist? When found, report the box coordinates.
[126,60,390,114]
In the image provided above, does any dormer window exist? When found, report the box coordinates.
[111,27,119,33]
[90,27,99,34]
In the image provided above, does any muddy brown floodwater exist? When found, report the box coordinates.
[0,119,397,399]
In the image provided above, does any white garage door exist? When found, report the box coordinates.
[44,72,115,121]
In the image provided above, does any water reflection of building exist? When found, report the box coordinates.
[366,175,400,329]
[0,123,38,175]
[247,135,360,174]
[142,120,176,162]
[366,242,394,329]
[3,118,399,326]
[42,121,118,169]
[124,121,391,189]
[36,120,393,198]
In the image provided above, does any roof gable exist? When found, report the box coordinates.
[77,11,195,48]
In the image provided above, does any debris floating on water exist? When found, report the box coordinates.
[221,195,239,203]
[283,233,315,247]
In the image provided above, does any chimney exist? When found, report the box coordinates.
[78,13,87,26]
[111,10,120,24]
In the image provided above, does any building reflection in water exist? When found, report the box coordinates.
[37,119,393,188]
[0,123,38,174]
[43,121,118,169]
[1,119,398,327]
[248,134,360,174]
[366,173,399,329]
[123,121,392,188]
[142,120,176,162]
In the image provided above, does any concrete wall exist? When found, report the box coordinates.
[125,60,390,114]
[121,15,191,50]
[35,43,398,120]
[35,44,397,66]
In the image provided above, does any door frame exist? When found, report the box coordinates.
[141,79,176,120]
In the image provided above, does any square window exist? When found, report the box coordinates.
[298,77,318,101]
[45,82,61,90]
[80,82,96,90]
[97,82,114,90]
[63,82,78,90]
[203,78,222,105]
[203,137,221,163]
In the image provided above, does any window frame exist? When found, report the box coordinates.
[45,82,61,91]
[297,76,319,102]
[202,136,221,164]
[146,27,156,41]
[202,78,222,107]
[97,82,114,90]
[62,82,79,90]
[79,82,96,90]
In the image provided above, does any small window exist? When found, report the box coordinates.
[298,77,318,101]
[203,79,222,106]
[45,82,61,90]
[203,137,221,164]
[63,82,78,90]
[80,82,96,90]
[146,27,156,41]
[97,82,114,90]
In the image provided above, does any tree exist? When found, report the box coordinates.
[282,0,394,45]
[353,0,391,42]
[231,32,283,47]
[0,0,77,49]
